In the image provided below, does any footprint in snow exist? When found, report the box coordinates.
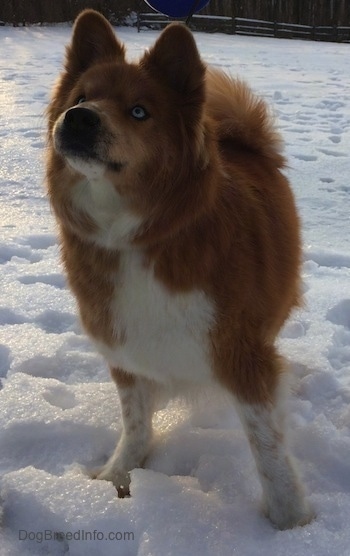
[18,273,66,289]
[326,300,350,329]
[317,148,348,158]
[31,141,45,149]
[0,244,42,264]
[330,126,343,134]
[280,320,308,339]
[328,136,341,144]
[0,307,27,326]
[292,154,318,162]
[327,328,350,373]
[325,299,350,374]
[22,130,41,138]
[42,384,77,410]
[287,128,310,134]
[0,344,12,380]
[19,234,57,250]
[34,309,76,334]
[304,250,350,269]
[319,177,335,183]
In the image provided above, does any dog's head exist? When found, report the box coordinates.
[47,10,217,247]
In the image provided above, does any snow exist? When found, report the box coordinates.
[0,23,350,555]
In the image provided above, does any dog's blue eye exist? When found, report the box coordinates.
[76,96,86,105]
[130,106,149,121]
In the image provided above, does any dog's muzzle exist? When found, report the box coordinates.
[55,107,101,157]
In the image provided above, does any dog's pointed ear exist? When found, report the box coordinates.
[141,23,205,98]
[65,10,125,75]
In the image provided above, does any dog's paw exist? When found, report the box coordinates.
[92,465,131,498]
[264,496,315,530]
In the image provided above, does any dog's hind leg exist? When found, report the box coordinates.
[225,344,314,529]
[236,398,314,529]
[95,368,156,497]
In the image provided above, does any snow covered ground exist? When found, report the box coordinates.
[0,23,350,556]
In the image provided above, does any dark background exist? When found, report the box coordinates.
[0,0,348,26]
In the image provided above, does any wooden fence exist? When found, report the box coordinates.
[137,12,350,43]
[0,1,349,28]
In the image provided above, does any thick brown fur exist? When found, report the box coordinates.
[47,11,301,405]
[46,11,311,529]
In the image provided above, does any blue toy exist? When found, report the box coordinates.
[144,1,211,19]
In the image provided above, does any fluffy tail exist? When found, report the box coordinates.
[205,67,285,167]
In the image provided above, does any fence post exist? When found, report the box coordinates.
[231,15,236,34]
[334,24,338,42]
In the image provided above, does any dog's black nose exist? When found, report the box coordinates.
[64,107,100,132]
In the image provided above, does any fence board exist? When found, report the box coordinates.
[137,12,350,43]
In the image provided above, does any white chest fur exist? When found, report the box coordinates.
[70,166,141,249]
[95,251,215,387]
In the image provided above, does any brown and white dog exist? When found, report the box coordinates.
[46,10,313,529]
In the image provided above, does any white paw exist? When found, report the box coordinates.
[264,495,315,530]
[93,464,131,498]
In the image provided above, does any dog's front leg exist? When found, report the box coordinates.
[96,368,156,497]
